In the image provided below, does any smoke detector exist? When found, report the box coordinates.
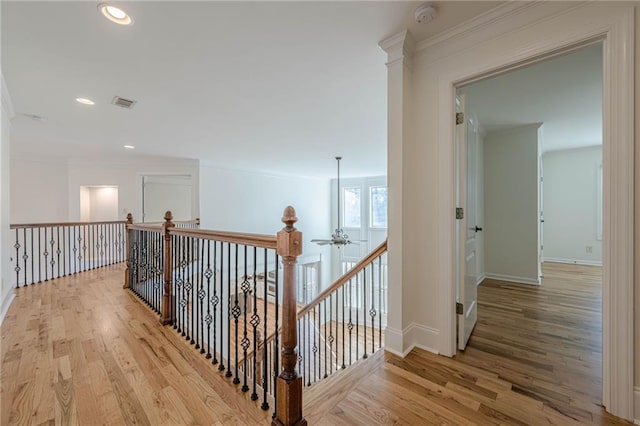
[415,2,437,24]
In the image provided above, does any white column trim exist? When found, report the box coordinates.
[378,30,414,356]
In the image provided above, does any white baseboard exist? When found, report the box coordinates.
[0,289,15,325]
[634,387,640,425]
[543,257,603,267]
[484,273,540,286]
[384,323,439,358]
[384,326,404,356]
[476,273,486,286]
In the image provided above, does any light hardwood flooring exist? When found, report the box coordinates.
[304,262,632,425]
[2,262,633,425]
[1,264,270,425]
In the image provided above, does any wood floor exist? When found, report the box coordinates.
[1,264,270,425]
[1,262,633,425]
[305,262,632,425]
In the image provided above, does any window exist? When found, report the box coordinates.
[343,188,361,228]
[370,186,388,228]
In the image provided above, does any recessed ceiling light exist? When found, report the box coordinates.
[123,145,135,150]
[76,97,95,106]
[98,3,134,26]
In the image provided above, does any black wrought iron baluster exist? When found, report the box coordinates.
[370,263,376,354]
[179,236,187,335]
[261,248,269,410]
[356,274,360,360]
[173,235,179,329]
[273,253,279,418]
[197,238,205,352]
[323,299,327,378]
[348,278,353,366]
[43,227,49,282]
[306,313,311,386]
[240,245,250,392]
[205,241,213,360]
[312,305,318,384]
[218,241,225,372]
[52,228,57,279]
[22,228,28,285]
[62,226,67,277]
[298,317,303,386]
[226,242,232,378]
[64,226,73,275]
[378,257,382,349]
[81,226,86,272]
[100,223,104,267]
[212,241,220,365]
[29,228,34,285]
[37,228,42,283]
[341,284,346,369]
[188,237,195,344]
[363,268,367,359]
[329,294,333,377]
[14,229,20,288]
[101,223,106,267]
[250,246,259,401]
[232,244,240,385]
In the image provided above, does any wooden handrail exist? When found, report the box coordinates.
[297,239,388,318]
[169,228,277,249]
[128,223,163,233]
[10,220,126,229]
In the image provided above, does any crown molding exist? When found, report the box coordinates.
[378,30,416,68]
[1,71,15,119]
[415,1,541,52]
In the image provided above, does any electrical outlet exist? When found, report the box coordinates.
[586,245,593,253]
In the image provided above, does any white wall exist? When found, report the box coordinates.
[88,186,119,222]
[143,175,193,222]
[484,125,540,284]
[1,71,14,323]
[10,157,69,223]
[543,146,602,265]
[67,158,199,222]
[199,163,332,289]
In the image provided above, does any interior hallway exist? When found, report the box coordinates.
[304,262,631,425]
[1,262,632,425]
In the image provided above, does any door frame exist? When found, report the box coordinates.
[429,3,633,419]
[137,173,197,223]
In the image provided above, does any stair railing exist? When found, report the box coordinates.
[296,240,388,387]
[9,219,128,287]
[125,207,306,426]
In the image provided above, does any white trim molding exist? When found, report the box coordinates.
[405,2,634,420]
[635,387,640,425]
[384,323,439,358]
[543,257,603,267]
[484,273,540,286]
[0,290,14,325]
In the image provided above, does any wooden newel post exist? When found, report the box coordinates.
[123,213,134,289]
[273,206,307,426]
[160,211,175,325]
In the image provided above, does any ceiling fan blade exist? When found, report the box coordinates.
[311,238,332,243]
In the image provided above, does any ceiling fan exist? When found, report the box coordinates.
[311,157,366,247]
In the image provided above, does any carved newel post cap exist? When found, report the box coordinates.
[126,213,133,224]
[164,211,173,222]
[281,206,298,231]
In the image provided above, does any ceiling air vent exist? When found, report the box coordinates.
[111,96,137,109]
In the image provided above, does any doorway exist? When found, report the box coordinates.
[141,175,193,222]
[454,43,605,414]
[80,185,119,222]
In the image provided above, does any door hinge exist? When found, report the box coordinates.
[456,207,464,220]
[456,112,464,125]
[456,302,464,315]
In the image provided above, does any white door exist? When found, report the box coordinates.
[456,93,479,350]
[142,175,193,222]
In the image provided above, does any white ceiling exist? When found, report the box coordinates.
[464,43,603,152]
[2,1,502,178]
